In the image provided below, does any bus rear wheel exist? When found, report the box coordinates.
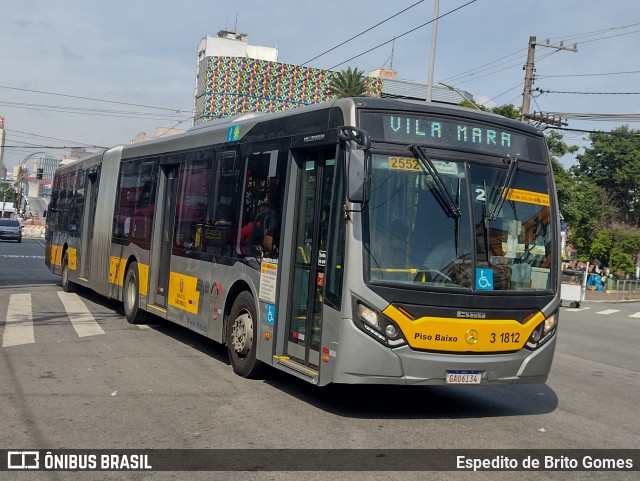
[227,291,263,378]
[61,252,76,293]
[123,262,147,324]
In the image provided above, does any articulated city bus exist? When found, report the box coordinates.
[45,97,560,386]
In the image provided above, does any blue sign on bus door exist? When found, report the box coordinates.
[476,268,494,290]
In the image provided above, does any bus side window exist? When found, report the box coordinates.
[240,149,286,259]
[173,155,214,256]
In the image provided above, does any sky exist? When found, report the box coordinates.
[1,0,639,172]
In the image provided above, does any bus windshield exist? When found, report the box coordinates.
[366,152,554,292]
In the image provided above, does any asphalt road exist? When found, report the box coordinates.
[0,239,638,480]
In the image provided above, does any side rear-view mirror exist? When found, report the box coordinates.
[347,149,370,204]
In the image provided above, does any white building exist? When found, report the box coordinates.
[33,153,60,181]
[193,30,279,120]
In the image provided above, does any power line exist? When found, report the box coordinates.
[301,0,426,66]
[2,145,106,149]
[538,89,640,95]
[0,84,190,113]
[328,0,477,70]
[0,100,191,121]
[5,129,98,147]
[545,21,640,44]
[567,28,640,45]
[550,126,640,137]
[438,22,640,88]
[438,49,525,84]
[478,82,523,106]
[543,112,640,122]
[538,69,640,79]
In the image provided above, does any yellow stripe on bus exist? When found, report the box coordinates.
[109,257,128,286]
[383,305,544,353]
[108,257,149,295]
[49,244,63,267]
[68,248,77,270]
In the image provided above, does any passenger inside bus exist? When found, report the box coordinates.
[243,199,280,257]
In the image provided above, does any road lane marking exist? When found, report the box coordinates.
[57,292,105,338]
[596,309,620,315]
[2,294,34,347]
[565,307,590,312]
[137,324,150,329]
[629,312,640,318]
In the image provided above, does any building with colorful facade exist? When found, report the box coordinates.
[193,31,472,124]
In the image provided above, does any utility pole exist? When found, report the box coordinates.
[426,0,440,102]
[520,36,577,122]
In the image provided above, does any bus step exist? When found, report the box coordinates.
[273,356,318,384]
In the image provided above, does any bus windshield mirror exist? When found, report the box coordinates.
[489,156,519,221]
[408,144,461,219]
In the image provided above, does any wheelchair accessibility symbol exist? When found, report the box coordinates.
[476,268,494,291]
[266,304,276,325]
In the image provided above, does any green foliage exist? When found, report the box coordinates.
[0,183,15,202]
[490,104,520,120]
[589,226,640,276]
[610,247,636,276]
[575,126,640,226]
[327,67,369,98]
[457,101,520,121]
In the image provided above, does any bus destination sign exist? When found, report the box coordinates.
[361,112,541,159]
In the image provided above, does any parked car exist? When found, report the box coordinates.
[0,218,22,243]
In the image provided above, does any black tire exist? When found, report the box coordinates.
[123,262,147,324]
[17,238,21,243]
[227,291,263,378]
[570,301,578,308]
[61,252,76,292]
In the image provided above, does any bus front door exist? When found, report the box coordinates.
[286,149,335,367]
[149,165,178,309]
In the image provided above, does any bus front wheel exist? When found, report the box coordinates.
[123,262,147,324]
[61,252,76,293]
[227,291,263,378]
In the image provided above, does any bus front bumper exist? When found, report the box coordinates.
[331,318,556,385]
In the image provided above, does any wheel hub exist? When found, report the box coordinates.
[231,313,253,356]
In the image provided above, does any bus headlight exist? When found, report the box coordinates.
[355,301,406,347]
[544,313,557,333]
[525,312,558,350]
[358,304,380,330]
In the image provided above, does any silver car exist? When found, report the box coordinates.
[0,218,22,243]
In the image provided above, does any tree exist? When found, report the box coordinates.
[590,225,640,276]
[327,67,369,98]
[575,126,640,226]
[0,182,15,203]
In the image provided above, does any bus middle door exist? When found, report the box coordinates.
[148,165,178,311]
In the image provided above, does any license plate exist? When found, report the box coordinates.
[445,370,481,384]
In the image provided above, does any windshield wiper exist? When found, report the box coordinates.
[489,156,519,221]
[409,145,461,219]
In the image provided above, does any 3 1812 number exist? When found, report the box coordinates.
[489,332,520,344]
